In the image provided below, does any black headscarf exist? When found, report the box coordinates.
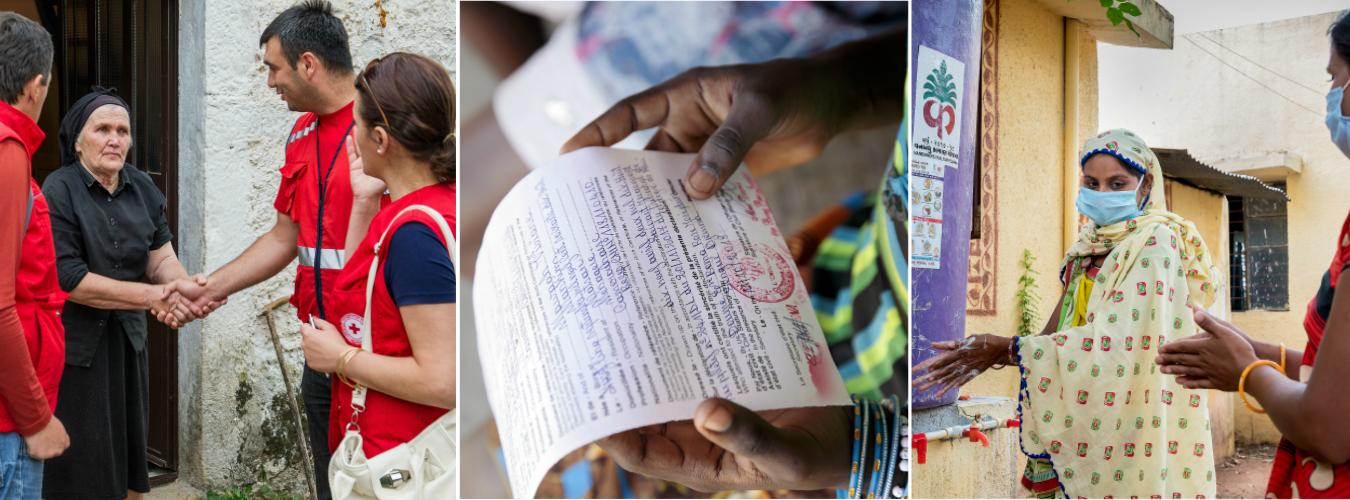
[58,87,130,167]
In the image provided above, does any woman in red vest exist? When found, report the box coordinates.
[300,52,456,498]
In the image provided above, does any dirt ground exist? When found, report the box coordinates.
[1217,443,1278,499]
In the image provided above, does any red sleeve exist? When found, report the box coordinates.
[0,140,51,435]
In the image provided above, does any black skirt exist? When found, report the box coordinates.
[42,321,150,499]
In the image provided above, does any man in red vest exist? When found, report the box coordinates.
[164,2,382,498]
[0,11,71,498]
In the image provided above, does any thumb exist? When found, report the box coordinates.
[346,134,361,166]
[1192,308,1225,337]
[194,274,208,286]
[693,398,801,471]
[686,96,773,200]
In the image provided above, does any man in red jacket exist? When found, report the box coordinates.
[0,11,70,498]
[162,2,378,497]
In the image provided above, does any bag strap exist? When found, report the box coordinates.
[350,204,456,417]
[22,186,31,241]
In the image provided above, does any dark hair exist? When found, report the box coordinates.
[259,0,352,75]
[0,12,53,105]
[1331,11,1350,63]
[356,53,456,183]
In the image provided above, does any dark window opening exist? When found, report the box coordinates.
[1229,183,1289,312]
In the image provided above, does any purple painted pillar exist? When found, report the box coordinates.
[910,0,984,409]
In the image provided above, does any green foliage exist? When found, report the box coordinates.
[1015,249,1042,337]
[1080,0,1143,38]
[206,482,301,500]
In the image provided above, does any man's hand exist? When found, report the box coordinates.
[164,275,227,319]
[24,417,69,460]
[561,59,853,200]
[347,135,386,201]
[147,286,190,329]
[597,398,852,492]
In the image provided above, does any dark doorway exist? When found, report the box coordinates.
[11,0,180,485]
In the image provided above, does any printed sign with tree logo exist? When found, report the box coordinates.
[911,45,965,178]
[923,60,958,139]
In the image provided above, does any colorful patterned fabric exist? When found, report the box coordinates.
[1265,210,1350,498]
[807,102,908,401]
[1015,129,1219,498]
[575,2,905,101]
[1022,456,1061,498]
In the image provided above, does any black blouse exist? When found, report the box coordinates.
[42,163,172,367]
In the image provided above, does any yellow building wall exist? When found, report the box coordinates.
[962,0,1077,403]
[919,1,1083,496]
[1230,170,1345,445]
[1165,181,1235,460]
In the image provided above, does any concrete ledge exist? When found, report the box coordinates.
[1211,151,1304,182]
[913,397,1022,499]
[1034,0,1175,49]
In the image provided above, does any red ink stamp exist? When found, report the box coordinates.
[721,242,796,303]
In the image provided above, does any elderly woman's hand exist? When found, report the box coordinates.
[164,274,226,318]
[913,334,1013,398]
[1156,309,1260,391]
[301,317,351,373]
[145,285,189,329]
[596,398,852,492]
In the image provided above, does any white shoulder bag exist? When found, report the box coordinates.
[330,205,458,500]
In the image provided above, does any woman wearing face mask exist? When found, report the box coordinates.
[915,129,1221,498]
[1154,12,1350,498]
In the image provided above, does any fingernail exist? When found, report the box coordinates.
[690,165,719,195]
[703,405,732,433]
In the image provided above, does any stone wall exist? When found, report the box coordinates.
[177,0,458,491]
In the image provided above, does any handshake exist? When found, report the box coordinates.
[147,275,228,329]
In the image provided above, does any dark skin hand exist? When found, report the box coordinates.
[600,398,853,492]
[912,334,1012,399]
[560,28,904,200]
[1157,270,1350,463]
[1156,306,1303,386]
[561,29,904,492]
[913,275,1074,398]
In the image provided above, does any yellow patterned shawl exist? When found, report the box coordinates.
[1016,129,1221,497]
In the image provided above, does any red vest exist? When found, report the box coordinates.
[273,101,359,323]
[0,101,66,433]
[327,183,455,456]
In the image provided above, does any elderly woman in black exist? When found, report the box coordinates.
[39,89,200,499]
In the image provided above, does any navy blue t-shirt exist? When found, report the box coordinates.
[382,222,456,306]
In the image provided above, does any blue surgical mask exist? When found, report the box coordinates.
[1326,80,1350,158]
[1077,182,1144,227]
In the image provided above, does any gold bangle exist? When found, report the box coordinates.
[1279,343,1287,374]
[337,348,361,388]
[1239,359,1283,414]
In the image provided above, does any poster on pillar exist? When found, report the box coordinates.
[909,0,983,409]
[911,175,944,269]
[913,44,965,178]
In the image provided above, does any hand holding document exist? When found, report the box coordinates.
[473,147,850,498]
